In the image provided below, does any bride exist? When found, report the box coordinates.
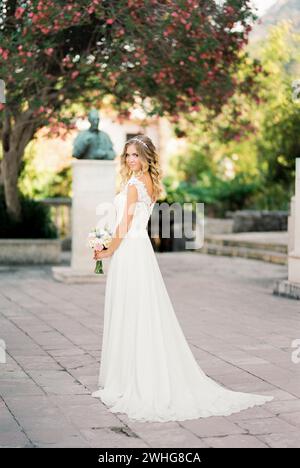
[91,134,274,423]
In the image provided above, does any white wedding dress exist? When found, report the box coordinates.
[91,175,274,422]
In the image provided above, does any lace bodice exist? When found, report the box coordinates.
[112,175,155,238]
[127,176,155,206]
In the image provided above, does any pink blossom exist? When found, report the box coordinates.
[45,48,54,56]
[15,7,25,20]
[225,6,235,16]
[0,48,9,60]
[71,71,79,79]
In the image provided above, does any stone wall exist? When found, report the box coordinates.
[0,239,61,264]
[231,210,288,233]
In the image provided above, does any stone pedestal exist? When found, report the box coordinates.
[288,159,300,284]
[288,196,295,253]
[52,159,116,283]
[274,158,300,299]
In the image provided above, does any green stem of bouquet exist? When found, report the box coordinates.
[94,259,104,274]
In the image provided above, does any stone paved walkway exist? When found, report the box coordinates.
[0,253,300,448]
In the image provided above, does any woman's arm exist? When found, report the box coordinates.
[94,184,138,259]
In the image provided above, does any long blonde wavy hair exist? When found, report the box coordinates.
[119,134,164,203]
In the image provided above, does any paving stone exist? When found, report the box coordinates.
[12,355,62,371]
[0,381,45,398]
[255,389,297,401]
[235,416,299,435]
[0,253,299,447]
[266,399,300,415]
[226,406,274,422]
[57,402,122,428]
[203,434,268,448]
[27,427,88,447]
[80,427,150,448]
[258,432,300,448]
[277,411,300,428]
[0,430,32,448]
[116,417,209,448]
[180,416,246,438]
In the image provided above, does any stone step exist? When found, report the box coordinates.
[273,279,300,300]
[204,233,287,254]
[199,243,287,265]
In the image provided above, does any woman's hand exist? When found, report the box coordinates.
[93,248,113,260]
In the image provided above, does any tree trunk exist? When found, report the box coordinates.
[1,109,36,221]
[2,148,22,220]
[0,160,3,187]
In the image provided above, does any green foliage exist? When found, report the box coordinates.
[170,22,300,213]
[19,142,72,199]
[45,166,72,198]
[0,185,58,239]
[162,174,259,217]
[253,21,300,189]
[246,183,293,211]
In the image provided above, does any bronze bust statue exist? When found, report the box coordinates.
[72,109,116,160]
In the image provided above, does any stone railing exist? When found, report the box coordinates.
[40,197,72,239]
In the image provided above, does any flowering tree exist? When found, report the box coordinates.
[0,0,257,220]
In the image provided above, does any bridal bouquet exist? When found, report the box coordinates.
[87,224,113,274]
